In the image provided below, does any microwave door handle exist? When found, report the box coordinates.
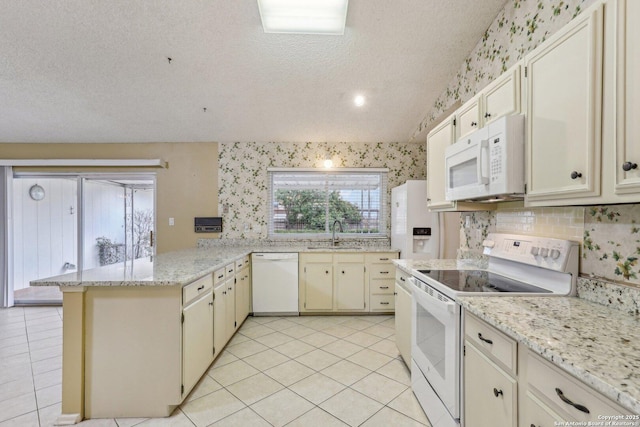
[477,139,490,185]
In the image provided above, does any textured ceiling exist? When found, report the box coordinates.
[0,0,506,143]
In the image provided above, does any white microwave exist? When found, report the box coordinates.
[445,114,525,202]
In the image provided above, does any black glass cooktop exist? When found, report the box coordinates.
[416,269,551,293]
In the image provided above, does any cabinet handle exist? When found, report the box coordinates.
[570,171,582,179]
[197,285,204,291]
[380,271,389,274]
[218,274,224,279]
[209,301,214,306]
[477,333,493,344]
[228,286,232,291]
[394,292,398,295]
[380,286,389,289]
[531,424,538,427]
[380,257,389,261]
[484,112,492,119]
[622,161,638,171]
[341,270,345,274]
[325,270,329,274]
[493,388,503,397]
[555,388,590,414]
[400,277,406,282]
[223,291,226,295]
[380,302,390,305]
[471,121,478,127]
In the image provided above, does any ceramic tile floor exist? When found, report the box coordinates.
[0,307,431,427]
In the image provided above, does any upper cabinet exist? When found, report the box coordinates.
[615,0,640,195]
[427,115,457,211]
[455,63,522,141]
[524,2,604,203]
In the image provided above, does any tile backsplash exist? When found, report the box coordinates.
[460,204,640,288]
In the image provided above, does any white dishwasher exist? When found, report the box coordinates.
[251,253,299,315]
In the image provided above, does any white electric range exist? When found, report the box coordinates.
[410,233,579,427]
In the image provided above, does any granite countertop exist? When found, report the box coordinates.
[32,244,399,288]
[459,296,640,414]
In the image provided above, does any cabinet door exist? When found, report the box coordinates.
[615,0,640,194]
[213,284,226,359]
[335,263,365,310]
[427,116,457,210]
[235,270,250,325]
[183,291,213,393]
[456,96,481,139]
[303,263,333,310]
[394,283,412,367]
[464,342,517,427]
[225,279,236,340]
[525,4,603,202]
[483,64,521,125]
[522,392,567,427]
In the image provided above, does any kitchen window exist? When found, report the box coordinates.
[267,168,387,238]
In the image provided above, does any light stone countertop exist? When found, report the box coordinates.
[31,244,399,287]
[393,258,487,274]
[459,296,640,414]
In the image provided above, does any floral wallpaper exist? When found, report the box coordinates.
[218,142,426,239]
[412,0,597,138]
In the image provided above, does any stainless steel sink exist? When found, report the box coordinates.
[306,246,362,250]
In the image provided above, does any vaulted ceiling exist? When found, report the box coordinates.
[0,0,506,144]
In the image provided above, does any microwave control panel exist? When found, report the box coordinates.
[489,138,503,183]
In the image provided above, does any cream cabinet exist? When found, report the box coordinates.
[394,269,412,367]
[614,0,640,196]
[456,96,481,139]
[335,254,366,311]
[213,261,243,359]
[455,62,522,141]
[299,251,399,313]
[300,253,334,311]
[367,252,398,312]
[519,347,631,425]
[525,2,604,203]
[464,312,518,427]
[182,276,214,394]
[427,115,457,211]
[235,255,251,325]
[465,342,517,427]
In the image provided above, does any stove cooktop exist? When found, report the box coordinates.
[416,269,552,294]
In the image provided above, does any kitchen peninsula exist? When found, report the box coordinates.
[32,243,399,424]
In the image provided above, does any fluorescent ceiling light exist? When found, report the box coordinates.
[258,0,348,35]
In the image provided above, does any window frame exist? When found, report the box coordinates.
[267,168,388,239]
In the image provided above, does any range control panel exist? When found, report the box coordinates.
[482,233,579,273]
[194,217,222,233]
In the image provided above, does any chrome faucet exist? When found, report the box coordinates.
[331,220,344,246]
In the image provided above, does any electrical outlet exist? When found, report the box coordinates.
[169,217,175,226]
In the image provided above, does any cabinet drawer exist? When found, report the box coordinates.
[370,264,395,279]
[370,279,394,294]
[183,274,213,305]
[213,267,226,285]
[370,294,395,311]
[465,313,517,375]
[365,253,399,263]
[395,269,411,287]
[336,253,365,263]
[235,255,250,271]
[526,351,627,422]
[225,263,235,276]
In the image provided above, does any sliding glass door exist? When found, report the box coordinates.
[11,174,155,305]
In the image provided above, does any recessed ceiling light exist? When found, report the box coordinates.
[354,95,365,107]
[257,0,349,35]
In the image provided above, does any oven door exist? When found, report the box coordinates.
[411,278,461,418]
[445,129,490,201]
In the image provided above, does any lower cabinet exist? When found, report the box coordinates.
[464,342,517,427]
[235,256,251,325]
[464,311,633,427]
[182,285,214,394]
[299,251,399,313]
